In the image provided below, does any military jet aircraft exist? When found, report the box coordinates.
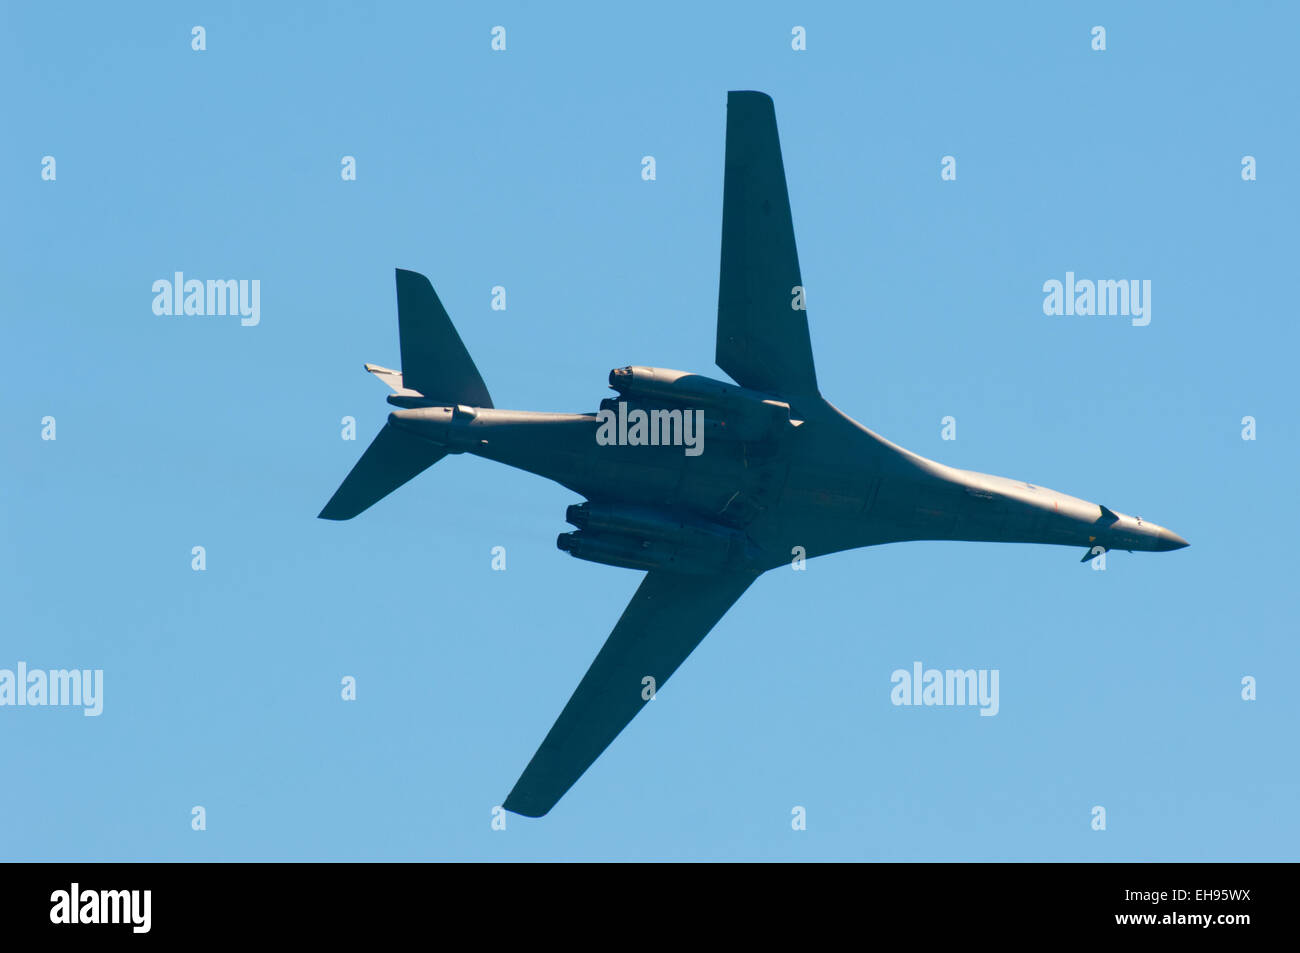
[320,91,1188,817]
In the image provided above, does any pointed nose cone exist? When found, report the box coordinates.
[1159,528,1190,551]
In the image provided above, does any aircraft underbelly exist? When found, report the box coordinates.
[861,474,1093,547]
[470,416,1094,554]
[472,421,783,522]
[579,444,788,525]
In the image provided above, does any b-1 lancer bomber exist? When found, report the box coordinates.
[320,91,1188,817]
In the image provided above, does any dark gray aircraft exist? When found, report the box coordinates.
[320,91,1188,817]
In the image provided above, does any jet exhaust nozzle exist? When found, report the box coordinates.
[564,504,589,530]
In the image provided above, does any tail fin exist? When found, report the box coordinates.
[318,269,489,521]
[318,423,446,520]
[395,269,493,407]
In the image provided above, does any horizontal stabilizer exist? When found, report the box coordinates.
[364,363,422,397]
[318,422,447,521]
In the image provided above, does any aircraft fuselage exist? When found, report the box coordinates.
[388,384,1187,573]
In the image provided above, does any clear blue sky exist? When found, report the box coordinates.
[3,1,1296,860]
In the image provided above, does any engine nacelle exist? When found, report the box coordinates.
[558,503,760,573]
[606,366,794,442]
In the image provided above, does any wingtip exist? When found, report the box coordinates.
[318,499,356,521]
[502,796,551,819]
[395,267,430,287]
